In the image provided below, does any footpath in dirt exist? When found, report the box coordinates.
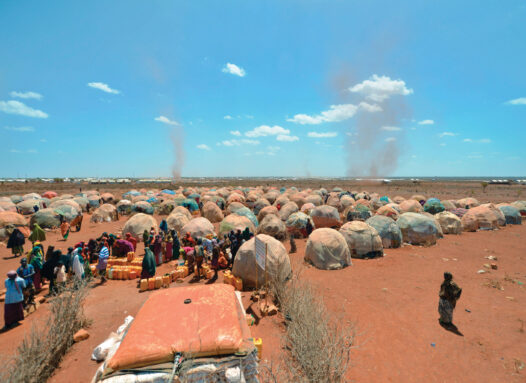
[0,215,525,383]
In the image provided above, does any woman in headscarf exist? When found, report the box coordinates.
[3,270,26,330]
[42,250,61,295]
[113,239,134,258]
[194,238,205,280]
[71,247,84,284]
[96,242,109,283]
[45,245,55,261]
[28,223,46,245]
[172,230,180,261]
[141,248,156,279]
[152,235,163,266]
[211,244,220,280]
[159,219,168,235]
[125,233,137,251]
[60,218,70,241]
[242,227,251,241]
[165,232,173,262]
[7,227,25,258]
[29,244,44,291]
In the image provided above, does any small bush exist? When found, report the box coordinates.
[0,284,89,383]
[265,270,354,382]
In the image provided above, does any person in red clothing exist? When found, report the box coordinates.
[125,233,137,251]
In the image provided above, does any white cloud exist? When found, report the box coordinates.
[10,91,42,100]
[385,137,396,142]
[87,82,120,94]
[196,144,211,150]
[40,138,47,143]
[381,126,402,131]
[154,116,179,126]
[349,74,413,102]
[267,146,280,153]
[224,115,233,120]
[0,100,48,118]
[287,102,381,125]
[307,131,338,138]
[245,125,290,138]
[464,138,491,143]
[230,130,241,136]
[222,63,246,77]
[4,126,35,132]
[418,119,434,125]
[221,139,260,146]
[506,97,526,105]
[439,132,456,137]
[440,143,446,147]
[277,134,299,142]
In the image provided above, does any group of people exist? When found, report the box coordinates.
[139,219,254,283]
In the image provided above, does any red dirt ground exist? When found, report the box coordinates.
[1,210,525,382]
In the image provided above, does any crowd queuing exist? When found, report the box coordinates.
[3,217,254,331]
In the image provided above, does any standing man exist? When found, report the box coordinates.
[438,272,462,328]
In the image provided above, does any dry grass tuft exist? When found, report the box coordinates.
[263,269,354,382]
[0,283,89,383]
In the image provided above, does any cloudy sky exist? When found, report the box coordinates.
[1,1,525,178]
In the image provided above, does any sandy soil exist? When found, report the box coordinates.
[0,186,525,382]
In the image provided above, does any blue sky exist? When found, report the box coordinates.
[1,0,525,178]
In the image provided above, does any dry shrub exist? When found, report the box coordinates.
[264,269,354,382]
[0,284,89,383]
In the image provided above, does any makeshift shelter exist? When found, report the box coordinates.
[227,193,245,205]
[257,206,279,222]
[339,221,383,259]
[304,228,352,270]
[423,198,445,214]
[158,200,176,215]
[234,207,259,228]
[182,217,216,239]
[73,196,90,212]
[54,205,81,222]
[253,198,270,215]
[182,198,199,212]
[300,202,315,214]
[326,194,342,211]
[305,194,323,206]
[310,205,341,228]
[393,196,405,204]
[397,212,441,246]
[366,215,402,248]
[42,191,57,199]
[233,234,291,288]
[16,199,44,215]
[96,285,257,382]
[23,193,41,201]
[227,202,245,214]
[511,201,526,216]
[278,201,299,221]
[480,203,506,227]
[219,214,255,237]
[88,195,102,208]
[101,193,115,203]
[172,205,192,220]
[131,201,154,215]
[49,199,82,215]
[421,212,444,238]
[30,208,61,229]
[399,199,423,213]
[285,212,314,238]
[116,199,132,215]
[131,195,149,203]
[442,200,458,211]
[435,211,462,234]
[457,197,479,209]
[10,195,23,204]
[498,205,522,225]
[375,205,399,220]
[91,204,119,223]
[0,200,17,212]
[410,194,426,204]
[166,212,190,234]
[257,214,287,240]
[343,205,372,222]
[288,193,306,207]
[273,195,290,209]
[202,201,224,223]
[0,211,28,241]
[122,213,158,241]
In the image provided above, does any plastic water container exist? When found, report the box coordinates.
[148,278,155,290]
[108,268,114,280]
[129,270,137,280]
[139,279,148,292]
[154,276,162,289]
[162,275,170,287]
[253,338,262,359]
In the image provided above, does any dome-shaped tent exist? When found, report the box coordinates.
[166,212,190,235]
[375,205,399,220]
[233,234,292,289]
[16,199,44,215]
[116,199,133,215]
[122,213,158,241]
[397,212,441,246]
[202,201,224,223]
[457,197,479,209]
[497,205,522,225]
[285,212,314,238]
[304,228,351,270]
[30,208,62,229]
[423,199,445,214]
[253,198,270,215]
[182,217,215,239]
[399,199,423,213]
[339,221,383,259]
[279,201,299,221]
[366,215,402,248]
[511,201,526,217]
[435,211,462,234]
[219,214,255,237]
[0,211,28,241]
[310,205,341,228]
[257,214,287,240]
[132,201,154,215]
[90,204,118,223]
[257,206,279,222]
